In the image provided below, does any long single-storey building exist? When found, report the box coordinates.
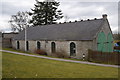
[12,14,113,59]
[2,32,18,48]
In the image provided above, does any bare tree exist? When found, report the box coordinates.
[117,33,120,40]
[64,15,69,22]
[9,11,30,32]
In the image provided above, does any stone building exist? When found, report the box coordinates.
[2,32,18,48]
[12,14,113,59]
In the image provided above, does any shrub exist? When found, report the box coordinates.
[35,49,47,55]
[51,50,69,58]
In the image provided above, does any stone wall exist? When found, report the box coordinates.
[76,41,93,59]
[12,40,93,59]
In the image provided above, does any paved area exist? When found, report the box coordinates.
[0,50,119,68]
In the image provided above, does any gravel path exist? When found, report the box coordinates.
[1,50,119,68]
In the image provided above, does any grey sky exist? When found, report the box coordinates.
[0,0,119,33]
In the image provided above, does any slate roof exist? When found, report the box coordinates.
[13,18,105,41]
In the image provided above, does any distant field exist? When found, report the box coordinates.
[2,52,118,78]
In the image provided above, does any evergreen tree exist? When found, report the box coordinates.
[29,0,63,26]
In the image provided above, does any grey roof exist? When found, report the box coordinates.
[13,18,104,41]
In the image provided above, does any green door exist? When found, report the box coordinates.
[97,32,102,51]
[97,32,106,52]
[107,33,113,52]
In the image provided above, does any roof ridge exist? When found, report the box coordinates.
[34,18,103,28]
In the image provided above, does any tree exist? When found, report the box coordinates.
[64,15,70,22]
[117,33,120,40]
[9,11,30,32]
[114,33,120,40]
[29,0,63,26]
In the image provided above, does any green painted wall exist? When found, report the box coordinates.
[97,32,113,52]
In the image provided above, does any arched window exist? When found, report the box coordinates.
[17,41,20,49]
[51,42,56,53]
[26,41,29,51]
[70,42,76,56]
[37,41,41,49]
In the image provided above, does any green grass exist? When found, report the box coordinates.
[3,48,32,54]
[2,51,118,78]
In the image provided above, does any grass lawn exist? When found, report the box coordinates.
[3,48,32,54]
[2,51,118,78]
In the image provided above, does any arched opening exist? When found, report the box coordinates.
[70,42,76,56]
[26,41,29,51]
[17,41,20,49]
[97,32,106,52]
[37,41,41,49]
[51,42,56,53]
[107,33,113,52]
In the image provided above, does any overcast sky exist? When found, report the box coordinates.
[0,0,119,33]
